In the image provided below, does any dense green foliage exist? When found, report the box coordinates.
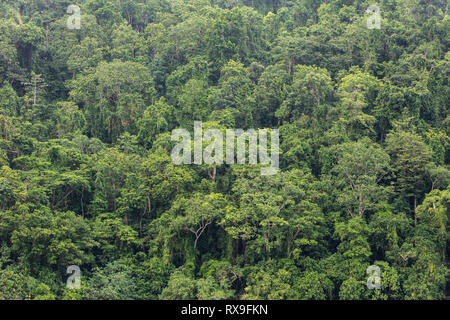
[0,0,449,300]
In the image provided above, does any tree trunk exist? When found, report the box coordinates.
[208,163,216,182]
[414,196,417,226]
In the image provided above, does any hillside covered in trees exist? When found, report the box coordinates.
[0,0,449,300]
